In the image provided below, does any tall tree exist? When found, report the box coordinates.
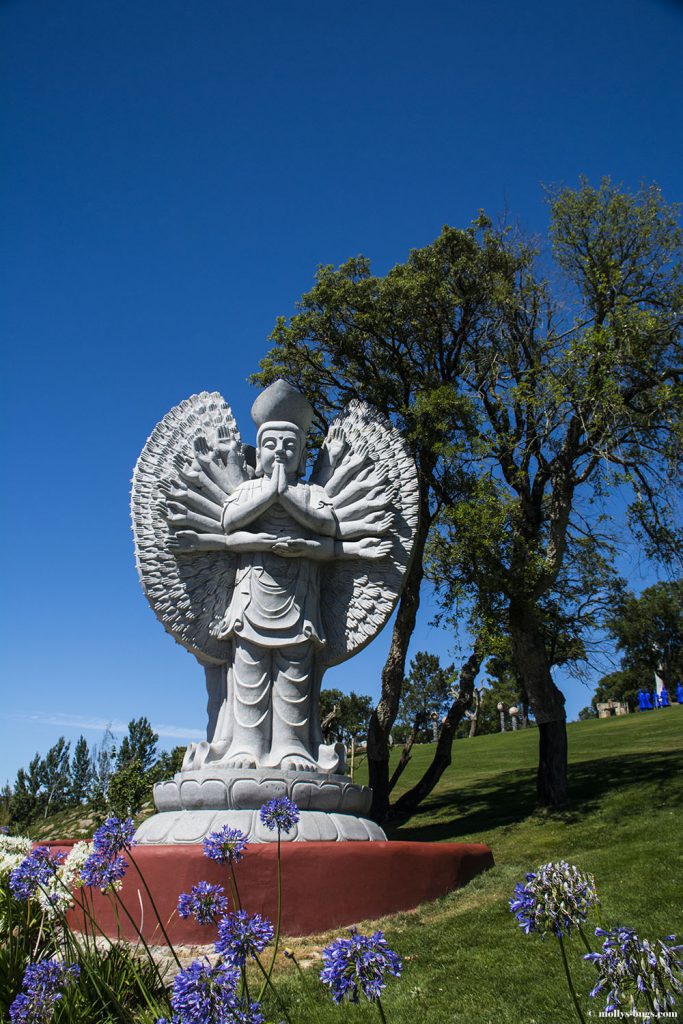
[390,652,455,791]
[39,737,71,817]
[116,717,159,774]
[69,735,94,805]
[606,580,683,691]
[254,215,521,819]
[256,178,682,813]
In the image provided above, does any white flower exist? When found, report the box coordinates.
[36,841,93,919]
[0,834,33,882]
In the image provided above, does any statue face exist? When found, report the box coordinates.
[258,426,303,478]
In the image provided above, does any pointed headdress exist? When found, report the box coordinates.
[251,379,314,435]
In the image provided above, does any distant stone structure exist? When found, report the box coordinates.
[596,700,629,718]
[131,380,419,842]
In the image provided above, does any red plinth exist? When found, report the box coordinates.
[55,841,493,941]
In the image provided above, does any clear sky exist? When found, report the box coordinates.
[1,0,681,786]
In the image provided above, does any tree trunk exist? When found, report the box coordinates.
[509,598,568,806]
[388,643,483,822]
[468,689,481,738]
[367,478,432,823]
[388,725,418,793]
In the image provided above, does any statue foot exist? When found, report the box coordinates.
[223,754,259,769]
[280,756,317,773]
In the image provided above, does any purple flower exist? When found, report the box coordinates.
[9,848,64,902]
[169,957,255,1023]
[320,927,402,1004]
[214,910,274,966]
[202,827,248,866]
[80,850,128,892]
[177,882,229,925]
[585,926,683,1018]
[259,797,300,835]
[9,958,79,1023]
[92,817,136,857]
[509,861,598,939]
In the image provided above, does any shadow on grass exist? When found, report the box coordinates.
[385,750,683,843]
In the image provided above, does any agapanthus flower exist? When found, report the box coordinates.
[80,850,127,892]
[33,842,93,919]
[259,797,300,834]
[0,834,33,883]
[585,926,683,1019]
[168,957,247,1023]
[202,826,248,865]
[177,881,229,925]
[92,816,136,857]
[9,848,65,902]
[509,861,598,939]
[320,927,402,1004]
[215,910,274,966]
[9,958,80,1023]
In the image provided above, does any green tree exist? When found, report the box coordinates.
[592,667,642,712]
[69,735,93,805]
[256,178,682,813]
[108,758,150,818]
[116,717,158,774]
[606,580,683,691]
[39,737,71,818]
[390,652,455,791]
[148,745,186,784]
[255,214,524,819]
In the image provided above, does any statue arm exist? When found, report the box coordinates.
[169,530,280,553]
[277,483,337,537]
[221,478,276,533]
[334,537,392,560]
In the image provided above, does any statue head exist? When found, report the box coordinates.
[251,380,314,478]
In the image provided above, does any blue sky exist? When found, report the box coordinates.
[1,0,681,786]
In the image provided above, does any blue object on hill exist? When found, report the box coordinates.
[637,689,649,711]
[676,683,683,704]
[660,687,670,708]
[642,691,653,710]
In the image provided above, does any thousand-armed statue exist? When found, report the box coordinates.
[131,380,419,842]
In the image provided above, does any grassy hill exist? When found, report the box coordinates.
[280,707,683,1023]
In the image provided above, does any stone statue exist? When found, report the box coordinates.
[131,380,419,842]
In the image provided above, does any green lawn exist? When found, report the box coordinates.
[278,707,683,1023]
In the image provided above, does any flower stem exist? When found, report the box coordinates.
[259,830,283,1001]
[254,953,293,1023]
[126,847,182,969]
[230,861,243,911]
[558,934,587,1024]
[377,996,388,1023]
[577,924,595,956]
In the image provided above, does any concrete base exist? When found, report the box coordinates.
[63,840,494,940]
[137,767,384,843]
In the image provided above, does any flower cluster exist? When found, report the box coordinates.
[585,926,683,1019]
[202,826,249,865]
[34,841,93,919]
[0,833,33,883]
[320,927,403,1004]
[164,957,264,1024]
[215,910,274,966]
[510,861,599,939]
[9,847,65,902]
[91,816,136,856]
[9,958,80,1023]
[259,796,300,835]
[177,882,229,925]
[80,816,135,893]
